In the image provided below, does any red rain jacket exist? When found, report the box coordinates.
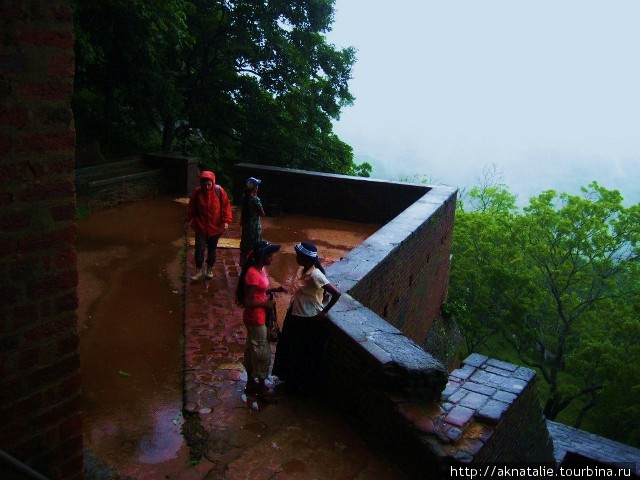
[185,172,233,237]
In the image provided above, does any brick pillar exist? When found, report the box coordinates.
[0,1,83,479]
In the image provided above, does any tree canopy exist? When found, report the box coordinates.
[448,175,640,446]
[71,0,370,180]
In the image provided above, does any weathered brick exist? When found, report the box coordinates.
[48,54,74,77]
[2,2,79,475]
[18,131,75,153]
[24,314,76,342]
[0,211,30,232]
[19,27,74,49]
[59,412,82,437]
[18,347,42,370]
[15,82,73,101]
[16,179,75,203]
[29,269,77,295]
[28,354,80,393]
[0,135,13,154]
[50,203,76,221]
[56,372,81,399]
[19,224,75,253]
[55,292,78,314]
[9,305,39,330]
[37,105,74,126]
[56,332,78,356]
[444,405,474,427]
[53,249,76,270]
[60,450,84,478]
[14,392,43,416]
[49,5,74,22]
[0,284,20,304]
[0,106,28,127]
[0,2,23,19]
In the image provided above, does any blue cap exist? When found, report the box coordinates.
[246,177,262,189]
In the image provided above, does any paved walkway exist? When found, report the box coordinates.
[182,211,406,479]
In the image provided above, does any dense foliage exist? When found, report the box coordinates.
[71,0,371,181]
[447,175,640,446]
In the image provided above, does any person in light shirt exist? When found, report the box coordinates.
[272,242,341,394]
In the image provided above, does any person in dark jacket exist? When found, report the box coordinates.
[239,176,265,266]
[184,171,233,282]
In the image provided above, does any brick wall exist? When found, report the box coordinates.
[336,187,457,357]
[234,163,458,359]
[0,1,83,478]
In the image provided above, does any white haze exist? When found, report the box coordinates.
[327,0,639,206]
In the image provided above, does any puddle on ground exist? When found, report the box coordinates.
[78,196,188,477]
[77,196,378,477]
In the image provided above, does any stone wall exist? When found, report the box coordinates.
[0,1,83,478]
[233,163,430,224]
[331,185,458,364]
[75,153,200,211]
[234,163,459,366]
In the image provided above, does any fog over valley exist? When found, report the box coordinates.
[328,0,640,207]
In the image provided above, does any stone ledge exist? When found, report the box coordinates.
[389,354,554,466]
[328,294,448,401]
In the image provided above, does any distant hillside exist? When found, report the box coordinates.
[354,152,639,207]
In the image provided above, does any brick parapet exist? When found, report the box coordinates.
[436,354,553,461]
[0,0,82,478]
[329,352,555,478]
[332,187,457,363]
[233,162,430,223]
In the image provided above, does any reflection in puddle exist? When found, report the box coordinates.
[138,406,185,464]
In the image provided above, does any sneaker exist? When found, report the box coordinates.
[190,268,205,282]
[205,267,214,279]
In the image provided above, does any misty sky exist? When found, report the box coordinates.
[326,0,639,205]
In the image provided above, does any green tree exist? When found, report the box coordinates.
[448,179,529,354]
[177,0,358,176]
[72,0,192,155]
[72,0,367,177]
[449,180,640,444]
[512,183,639,421]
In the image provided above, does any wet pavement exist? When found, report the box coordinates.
[78,197,191,479]
[183,209,407,479]
[78,196,407,479]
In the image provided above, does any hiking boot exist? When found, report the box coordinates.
[190,268,205,282]
[205,267,214,279]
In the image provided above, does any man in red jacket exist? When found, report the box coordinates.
[184,171,233,282]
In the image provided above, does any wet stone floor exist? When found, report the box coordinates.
[78,195,407,479]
